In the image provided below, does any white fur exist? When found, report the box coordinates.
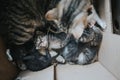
[49,50,58,57]
[72,0,90,16]
[62,46,69,58]
[16,76,30,80]
[36,36,48,49]
[87,5,106,30]
[69,12,87,40]
[64,0,72,12]
[56,55,65,63]
[77,52,86,64]
[6,49,13,61]
[36,35,64,49]
[57,0,65,21]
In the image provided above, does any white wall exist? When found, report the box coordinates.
[97,0,120,79]
[99,33,120,80]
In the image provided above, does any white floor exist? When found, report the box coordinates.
[16,62,117,80]
[16,66,54,80]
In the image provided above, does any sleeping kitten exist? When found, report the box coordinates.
[10,41,52,71]
[35,31,71,64]
[4,0,61,71]
[35,31,71,49]
[45,0,91,39]
[60,25,102,65]
[34,0,104,65]
[76,25,103,65]
[45,0,106,40]
[60,35,78,64]
[34,24,103,65]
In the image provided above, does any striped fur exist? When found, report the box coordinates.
[7,0,60,45]
[7,0,42,45]
[45,0,90,28]
[61,26,102,65]
[45,0,91,39]
[45,0,106,40]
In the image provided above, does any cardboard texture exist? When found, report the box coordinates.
[0,37,18,80]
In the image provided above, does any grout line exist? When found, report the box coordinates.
[54,63,57,80]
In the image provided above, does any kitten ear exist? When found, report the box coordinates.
[45,8,58,21]
[87,5,93,15]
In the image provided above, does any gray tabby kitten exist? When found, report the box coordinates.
[42,0,105,64]
[5,0,61,71]
[7,0,60,45]
[60,25,103,65]
[45,0,106,40]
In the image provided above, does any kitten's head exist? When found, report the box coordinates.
[45,0,106,32]
[45,0,92,32]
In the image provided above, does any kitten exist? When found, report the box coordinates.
[6,0,61,45]
[45,0,90,40]
[76,25,103,65]
[10,41,52,71]
[35,32,70,49]
[35,31,71,64]
[4,0,61,71]
[60,25,102,65]
[45,0,106,40]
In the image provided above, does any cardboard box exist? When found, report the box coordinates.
[0,37,19,80]
[15,0,120,80]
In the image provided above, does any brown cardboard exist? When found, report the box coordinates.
[0,36,19,80]
[9,0,120,80]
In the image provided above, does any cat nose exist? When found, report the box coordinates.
[45,12,57,21]
[45,13,53,21]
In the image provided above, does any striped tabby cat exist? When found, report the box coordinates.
[0,0,104,70]
[3,0,61,71]
[7,0,60,45]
